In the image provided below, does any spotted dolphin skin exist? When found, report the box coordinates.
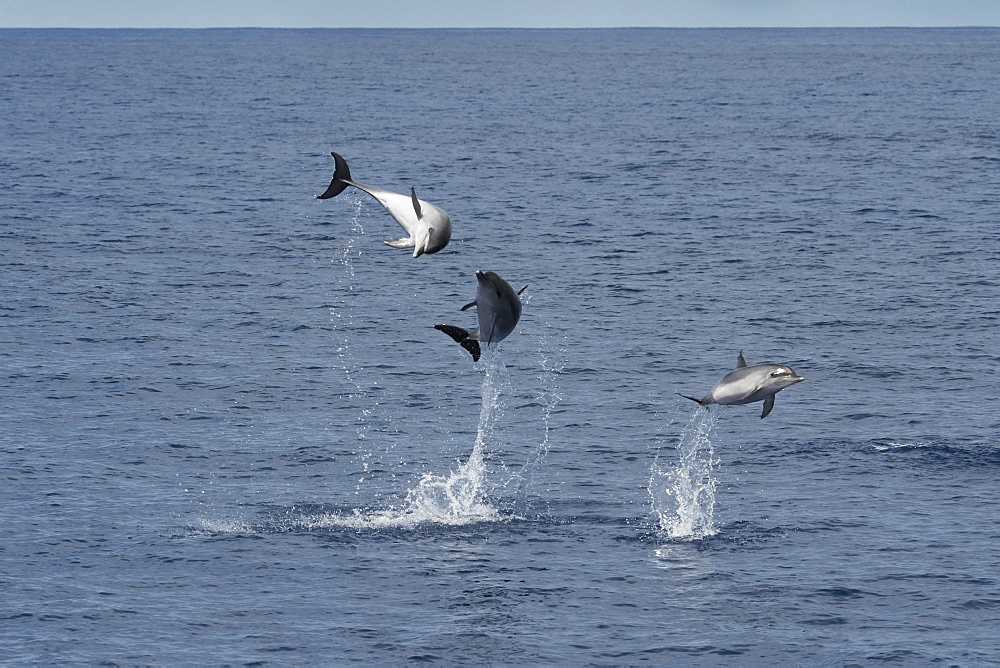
[678,351,804,418]
[434,270,527,362]
[317,151,452,258]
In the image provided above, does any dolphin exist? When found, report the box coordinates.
[434,270,527,362]
[316,151,452,258]
[678,351,804,418]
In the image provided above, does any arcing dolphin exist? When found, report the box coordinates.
[434,270,527,362]
[316,151,452,258]
[678,351,804,418]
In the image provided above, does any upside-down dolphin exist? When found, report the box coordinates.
[434,270,527,362]
[678,351,804,418]
[316,151,452,258]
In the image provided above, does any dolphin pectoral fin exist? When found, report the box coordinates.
[411,187,423,219]
[384,238,415,249]
[460,300,477,311]
[676,393,705,406]
[517,284,528,295]
[434,325,481,362]
[316,151,354,199]
[760,395,775,419]
[736,351,748,368]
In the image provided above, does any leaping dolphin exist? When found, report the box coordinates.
[316,151,452,258]
[678,351,804,418]
[435,270,527,362]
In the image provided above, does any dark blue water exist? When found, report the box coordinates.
[2,28,999,664]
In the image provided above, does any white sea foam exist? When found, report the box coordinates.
[195,517,255,534]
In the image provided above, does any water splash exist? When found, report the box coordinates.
[327,197,385,486]
[649,407,720,540]
[371,349,511,526]
[507,325,566,515]
[328,197,363,391]
[307,349,512,529]
[197,341,566,534]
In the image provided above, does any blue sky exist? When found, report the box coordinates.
[2,0,999,28]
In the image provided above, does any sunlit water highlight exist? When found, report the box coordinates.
[649,407,721,540]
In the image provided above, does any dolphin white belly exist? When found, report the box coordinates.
[317,152,452,257]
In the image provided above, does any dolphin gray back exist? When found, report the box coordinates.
[434,271,523,362]
[475,271,522,345]
[711,362,803,407]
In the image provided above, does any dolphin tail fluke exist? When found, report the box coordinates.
[434,324,482,362]
[760,395,775,419]
[676,393,706,406]
[316,151,353,199]
[461,339,481,361]
[316,179,349,199]
[434,324,469,343]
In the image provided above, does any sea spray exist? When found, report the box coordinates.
[327,197,385,487]
[329,198,363,397]
[507,326,566,515]
[297,348,513,529]
[388,348,511,523]
[650,407,720,539]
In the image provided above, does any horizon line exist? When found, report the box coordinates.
[3,24,998,30]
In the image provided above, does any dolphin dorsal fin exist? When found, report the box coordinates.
[736,350,747,368]
[410,187,423,219]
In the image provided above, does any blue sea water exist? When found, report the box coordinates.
[1,27,999,664]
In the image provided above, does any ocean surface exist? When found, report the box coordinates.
[2,27,999,665]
